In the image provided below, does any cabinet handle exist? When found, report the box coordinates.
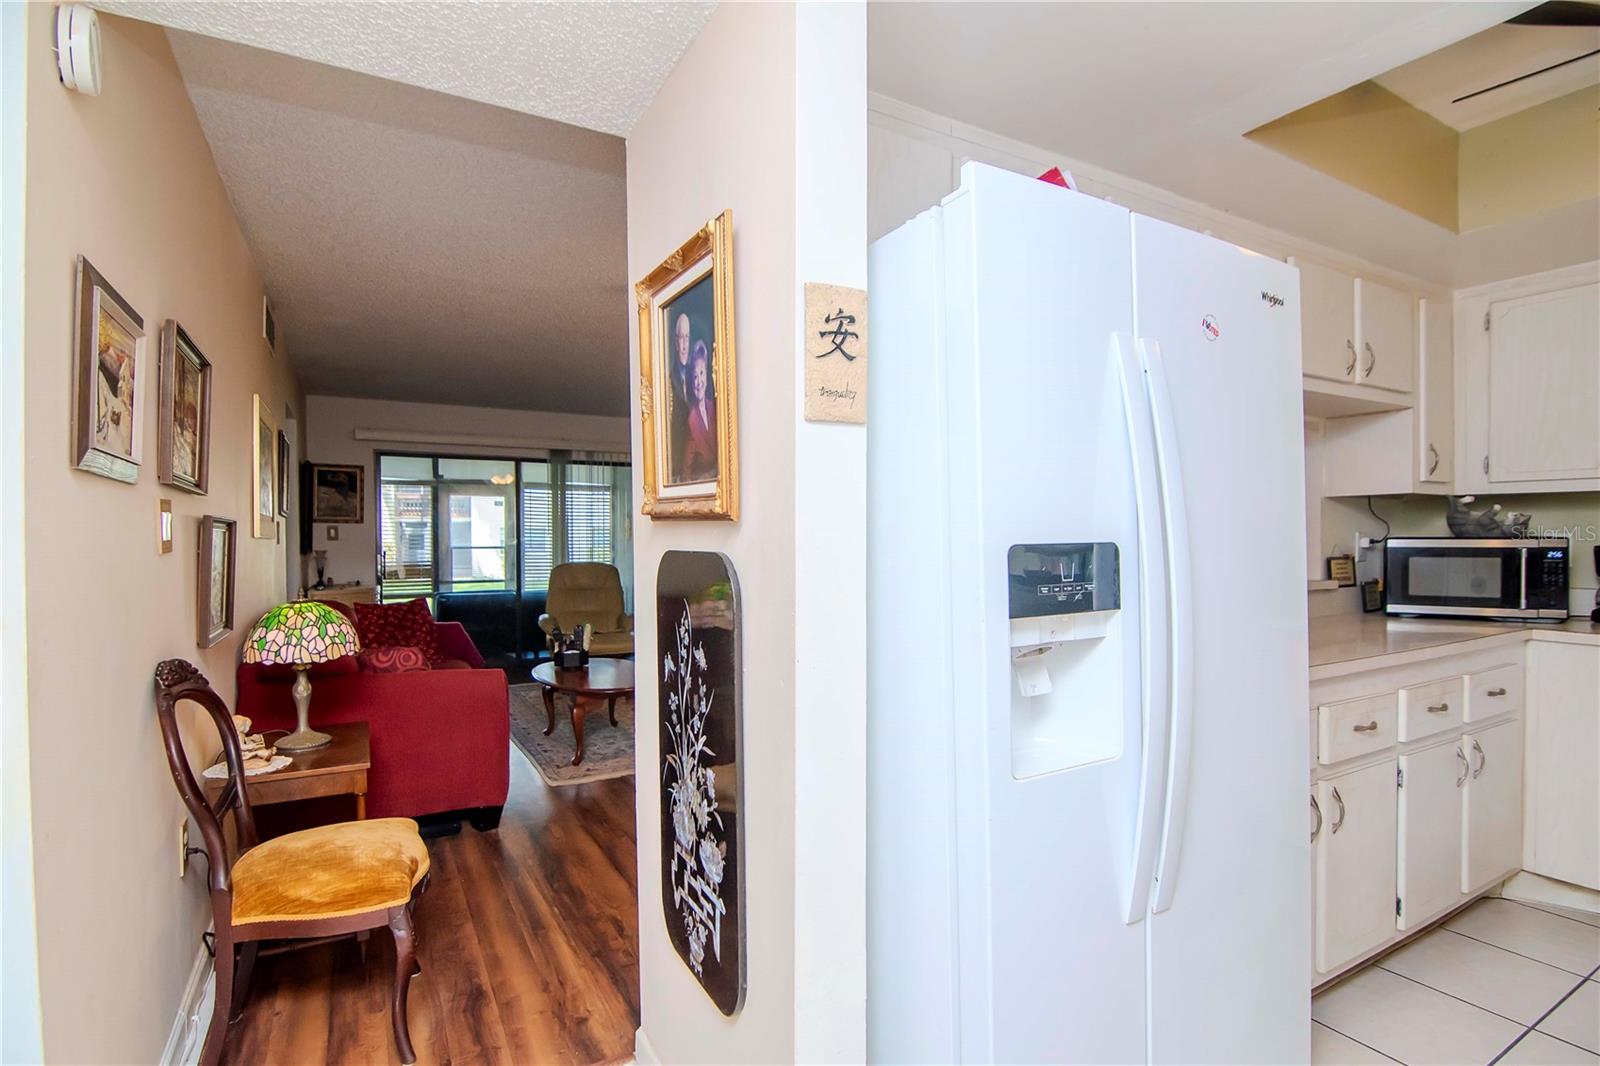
[1457,746,1470,787]
[1472,738,1487,778]
[1353,720,1379,733]
[1311,794,1323,842]
[1363,341,1376,378]
[1330,786,1346,834]
[1345,340,1357,378]
[1427,444,1440,477]
[1487,687,1506,697]
[1427,702,1449,714]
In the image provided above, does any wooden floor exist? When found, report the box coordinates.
[222,752,639,1065]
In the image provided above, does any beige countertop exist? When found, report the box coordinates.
[1309,613,1600,677]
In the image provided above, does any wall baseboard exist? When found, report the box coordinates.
[1499,871,1600,915]
[160,934,215,1066]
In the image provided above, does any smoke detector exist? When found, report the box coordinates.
[55,4,102,96]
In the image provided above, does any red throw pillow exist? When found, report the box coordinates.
[358,646,429,674]
[352,598,443,666]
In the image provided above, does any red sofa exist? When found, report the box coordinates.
[235,614,510,829]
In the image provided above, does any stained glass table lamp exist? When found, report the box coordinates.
[242,601,360,751]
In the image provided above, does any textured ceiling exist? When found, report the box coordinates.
[166,30,630,413]
[1375,22,1600,130]
[96,1,715,136]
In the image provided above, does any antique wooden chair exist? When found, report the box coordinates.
[154,659,430,1065]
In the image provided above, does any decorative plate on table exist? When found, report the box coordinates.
[203,754,290,779]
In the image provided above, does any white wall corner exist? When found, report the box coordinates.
[792,2,868,1062]
[0,4,43,1063]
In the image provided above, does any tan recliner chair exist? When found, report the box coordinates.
[538,563,634,657]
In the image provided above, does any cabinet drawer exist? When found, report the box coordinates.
[1398,676,1464,741]
[1319,692,1398,764]
[1465,663,1521,722]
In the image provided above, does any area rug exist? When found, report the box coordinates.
[509,683,635,787]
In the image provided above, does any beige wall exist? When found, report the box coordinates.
[627,2,867,1061]
[1460,86,1600,233]
[1247,82,1460,232]
[302,394,629,587]
[21,9,302,1061]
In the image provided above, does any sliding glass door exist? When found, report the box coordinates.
[376,451,632,664]
[436,459,516,596]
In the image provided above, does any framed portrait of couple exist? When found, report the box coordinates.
[636,210,738,521]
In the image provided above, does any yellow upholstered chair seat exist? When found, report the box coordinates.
[231,817,430,926]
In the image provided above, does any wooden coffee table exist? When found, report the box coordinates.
[205,721,371,819]
[530,658,634,766]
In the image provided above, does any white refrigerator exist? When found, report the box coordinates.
[866,163,1310,1064]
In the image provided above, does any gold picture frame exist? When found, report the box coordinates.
[636,210,738,520]
[252,394,276,539]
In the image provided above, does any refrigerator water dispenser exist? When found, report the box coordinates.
[1008,543,1124,777]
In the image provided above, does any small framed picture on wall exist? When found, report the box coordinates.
[72,257,147,483]
[252,394,276,539]
[197,515,237,648]
[156,320,212,495]
[310,463,364,524]
[276,430,290,518]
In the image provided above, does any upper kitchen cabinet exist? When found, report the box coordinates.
[1457,264,1600,493]
[1416,297,1453,487]
[1355,278,1415,393]
[1298,258,1359,385]
[1293,257,1418,415]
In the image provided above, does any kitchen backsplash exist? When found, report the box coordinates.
[1323,492,1600,589]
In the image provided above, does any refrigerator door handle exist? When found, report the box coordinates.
[1139,337,1195,916]
[1113,333,1170,925]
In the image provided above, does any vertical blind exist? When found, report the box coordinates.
[518,455,629,592]
[379,481,435,595]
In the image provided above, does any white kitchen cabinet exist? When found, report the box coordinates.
[1486,283,1600,484]
[1397,741,1465,930]
[1461,720,1523,894]
[1298,259,1359,384]
[1416,296,1453,486]
[1315,759,1399,974]
[1524,640,1600,889]
[1356,278,1416,393]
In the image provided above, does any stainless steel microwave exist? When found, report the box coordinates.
[1384,538,1569,621]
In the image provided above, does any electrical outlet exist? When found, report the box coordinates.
[178,818,189,878]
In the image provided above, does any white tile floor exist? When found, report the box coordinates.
[1314,898,1600,1065]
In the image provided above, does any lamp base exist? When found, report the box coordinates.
[277,664,331,752]
[276,728,332,752]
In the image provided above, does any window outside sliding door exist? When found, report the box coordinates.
[376,451,632,660]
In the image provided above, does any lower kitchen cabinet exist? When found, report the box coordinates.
[1309,639,1546,987]
[1397,741,1465,930]
[1462,720,1523,893]
[1315,759,1398,974]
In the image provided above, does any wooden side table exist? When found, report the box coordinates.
[206,721,371,818]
